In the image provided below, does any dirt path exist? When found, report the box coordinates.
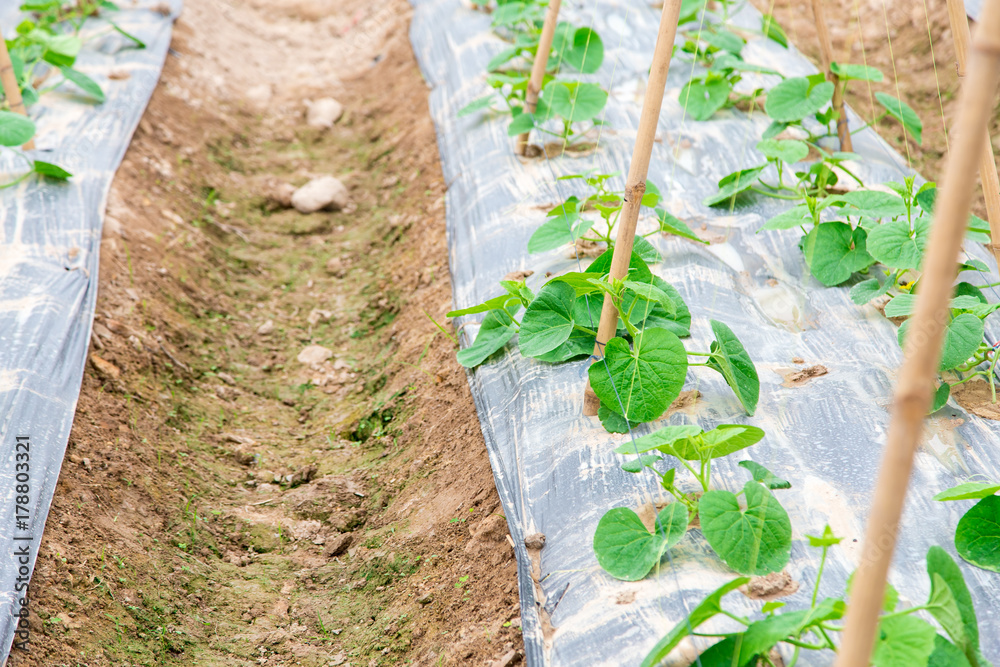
[11,1,523,666]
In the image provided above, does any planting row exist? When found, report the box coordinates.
[445,0,999,664]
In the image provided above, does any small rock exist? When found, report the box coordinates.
[297,345,333,365]
[524,533,546,550]
[492,649,523,667]
[308,309,333,325]
[324,533,353,558]
[232,446,257,466]
[325,256,346,277]
[503,270,534,282]
[256,483,278,494]
[89,353,120,380]
[262,178,296,208]
[287,464,317,487]
[246,83,273,105]
[305,97,344,128]
[257,320,275,335]
[218,372,237,386]
[291,176,349,214]
[416,592,433,605]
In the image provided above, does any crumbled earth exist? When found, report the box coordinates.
[952,379,1000,420]
[10,0,524,665]
[780,365,829,387]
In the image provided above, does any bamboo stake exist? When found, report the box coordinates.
[582,0,683,416]
[945,0,1000,269]
[834,0,1000,664]
[0,24,34,150]
[518,0,562,156]
[811,0,852,151]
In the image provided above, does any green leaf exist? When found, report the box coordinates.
[805,524,843,547]
[876,92,923,144]
[850,277,893,305]
[723,598,844,664]
[955,495,1000,572]
[761,204,811,231]
[764,76,834,122]
[932,382,951,413]
[611,425,700,456]
[447,294,519,317]
[599,406,639,434]
[803,222,874,286]
[486,47,519,72]
[896,313,984,371]
[706,320,760,415]
[458,95,495,117]
[561,27,604,74]
[872,615,937,667]
[704,166,766,208]
[527,212,593,253]
[456,306,520,367]
[519,282,577,357]
[642,180,662,208]
[0,110,36,147]
[699,481,792,575]
[507,111,535,136]
[593,503,688,581]
[59,66,105,102]
[42,34,81,67]
[738,460,790,489]
[699,424,766,458]
[110,21,146,48]
[679,77,731,121]
[702,28,745,54]
[830,62,884,82]
[928,573,969,654]
[543,81,608,122]
[32,160,72,179]
[625,278,691,337]
[589,328,689,423]
[639,577,751,667]
[756,139,809,164]
[621,454,662,473]
[654,208,707,244]
[839,190,908,219]
[586,245,653,281]
[927,635,973,667]
[866,217,930,270]
[934,482,1000,502]
[623,280,676,315]
[761,13,788,47]
[927,546,982,658]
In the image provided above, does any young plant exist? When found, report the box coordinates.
[527,171,705,255]
[457,0,608,146]
[593,423,793,579]
[447,246,760,430]
[640,539,990,667]
[934,480,1000,574]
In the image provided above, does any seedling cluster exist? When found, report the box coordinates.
[449,0,1000,664]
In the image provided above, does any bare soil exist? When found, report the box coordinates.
[10,1,523,666]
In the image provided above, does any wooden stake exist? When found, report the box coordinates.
[945,0,1000,269]
[518,0,562,155]
[833,1,1000,664]
[0,24,34,151]
[582,0,683,416]
[811,0,852,152]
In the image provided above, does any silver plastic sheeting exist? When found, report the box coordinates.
[0,2,180,660]
[410,0,1000,664]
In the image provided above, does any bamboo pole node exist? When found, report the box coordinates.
[582,0,684,417]
[518,0,562,156]
[833,0,1000,663]
[0,23,35,151]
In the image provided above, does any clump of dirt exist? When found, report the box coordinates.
[780,364,829,387]
[740,571,801,600]
[952,379,1000,420]
[11,0,524,665]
